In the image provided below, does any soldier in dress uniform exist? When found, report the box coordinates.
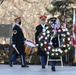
[35,15,47,69]
[48,18,59,71]
[8,17,29,67]
[51,35,59,71]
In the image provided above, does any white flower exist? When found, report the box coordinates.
[63,44,66,47]
[39,38,41,41]
[48,46,51,50]
[65,49,68,53]
[52,49,55,52]
[69,41,72,44]
[41,36,43,39]
[58,48,63,53]
[67,32,70,35]
[47,34,50,37]
[60,51,63,53]
[44,41,47,44]
[43,33,46,36]
[67,44,69,47]
[63,38,65,42]
[47,52,49,55]
[61,34,66,37]
[55,48,58,52]
[68,37,70,41]
[40,43,43,46]
[45,37,48,40]
[62,28,66,32]
[58,48,61,51]
[58,29,61,32]
[61,26,64,28]
[51,53,54,56]
[47,30,50,34]
[44,48,47,51]
[56,53,58,55]
[58,48,60,51]
[68,47,70,50]
[46,26,49,29]
[43,29,46,32]
[61,34,64,36]
[63,34,66,37]
[65,28,68,31]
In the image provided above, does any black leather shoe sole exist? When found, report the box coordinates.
[9,62,13,67]
[42,66,45,69]
[21,65,29,67]
[51,68,56,71]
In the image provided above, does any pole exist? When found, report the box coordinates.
[64,9,68,65]
[58,35,60,47]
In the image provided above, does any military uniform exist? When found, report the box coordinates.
[9,17,28,67]
[52,36,59,48]
[35,15,47,69]
[12,24,25,55]
[51,34,60,71]
[35,24,48,56]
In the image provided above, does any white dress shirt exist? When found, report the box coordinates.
[41,24,46,29]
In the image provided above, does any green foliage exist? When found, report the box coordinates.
[46,0,76,33]
[46,0,75,15]
[45,0,75,62]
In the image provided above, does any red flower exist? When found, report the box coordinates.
[49,48,52,52]
[40,34,42,36]
[74,25,76,35]
[44,44,48,48]
[72,37,76,45]
[58,27,62,32]
[58,52,60,54]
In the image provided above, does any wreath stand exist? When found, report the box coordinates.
[46,55,63,67]
[46,35,63,67]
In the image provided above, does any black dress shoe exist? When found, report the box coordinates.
[21,65,29,67]
[9,62,13,67]
[51,68,56,71]
[42,66,45,69]
[25,65,29,67]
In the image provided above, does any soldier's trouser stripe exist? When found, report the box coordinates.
[21,55,24,65]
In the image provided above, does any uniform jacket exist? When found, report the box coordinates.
[35,24,48,56]
[52,36,59,48]
[12,24,25,55]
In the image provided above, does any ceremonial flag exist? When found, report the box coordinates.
[72,8,76,46]
[72,8,76,62]
[55,18,60,28]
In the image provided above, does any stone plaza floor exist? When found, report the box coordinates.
[0,65,76,75]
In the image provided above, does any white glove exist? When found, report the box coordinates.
[36,44,39,46]
[12,44,16,48]
[49,41,52,45]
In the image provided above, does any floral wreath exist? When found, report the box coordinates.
[38,25,72,57]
